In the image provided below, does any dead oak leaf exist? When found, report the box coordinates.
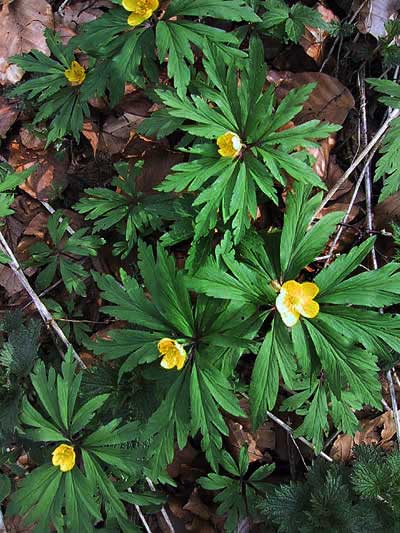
[267,70,355,125]
[300,3,339,65]
[8,137,69,201]
[0,0,54,85]
[0,95,19,137]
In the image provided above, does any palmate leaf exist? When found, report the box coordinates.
[150,38,339,243]
[12,350,143,531]
[258,0,330,43]
[74,161,173,258]
[10,30,94,144]
[188,184,399,448]
[28,211,104,296]
[74,0,256,101]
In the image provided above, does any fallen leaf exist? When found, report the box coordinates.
[330,409,399,461]
[300,3,339,65]
[0,96,19,137]
[19,126,47,150]
[97,92,154,155]
[226,398,275,463]
[330,434,354,462]
[183,489,212,521]
[355,0,400,39]
[8,137,69,201]
[82,120,100,155]
[267,70,355,125]
[0,0,54,85]
[374,191,400,230]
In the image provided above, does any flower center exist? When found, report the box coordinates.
[135,0,149,14]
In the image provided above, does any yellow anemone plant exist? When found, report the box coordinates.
[216,131,243,158]
[52,444,76,472]
[64,60,86,86]
[157,338,187,370]
[122,0,159,27]
[275,280,319,328]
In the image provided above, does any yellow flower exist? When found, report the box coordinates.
[64,61,86,86]
[157,338,187,370]
[276,280,319,328]
[217,132,242,158]
[122,0,159,26]
[52,444,76,472]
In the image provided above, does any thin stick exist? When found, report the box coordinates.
[266,410,333,462]
[40,200,75,236]
[0,508,7,533]
[315,108,400,217]
[0,232,86,369]
[134,505,152,533]
[324,142,380,264]
[146,478,175,533]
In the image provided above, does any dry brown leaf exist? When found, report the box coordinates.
[330,434,354,462]
[330,410,399,461]
[183,489,212,521]
[226,398,275,463]
[54,0,111,43]
[19,127,46,150]
[0,96,19,137]
[8,138,69,201]
[300,3,339,65]
[267,70,355,125]
[82,120,100,155]
[98,94,154,155]
[136,147,185,192]
[0,0,54,85]
[355,0,400,39]
[374,191,400,230]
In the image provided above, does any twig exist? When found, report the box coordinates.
[324,142,380,264]
[40,200,75,236]
[0,508,7,533]
[146,478,175,533]
[265,410,333,462]
[315,108,400,217]
[134,505,152,533]
[0,231,86,369]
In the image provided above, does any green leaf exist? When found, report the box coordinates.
[250,317,296,427]
[70,394,110,434]
[293,384,329,453]
[165,0,260,21]
[315,237,376,295]
[0,473,11,503]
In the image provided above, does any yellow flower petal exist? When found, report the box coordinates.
[64,61,85,86]
[298,300,320,318]
[158,338,187,370]
[127,11,148,25]
[160,353,177,369]
[157,338,175,353]
[276,280,320,326]
[122,0,139,10]
[52,444,75,473]
[280,280,301,295]
[216,132,242,158]
[301,282,319,300]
